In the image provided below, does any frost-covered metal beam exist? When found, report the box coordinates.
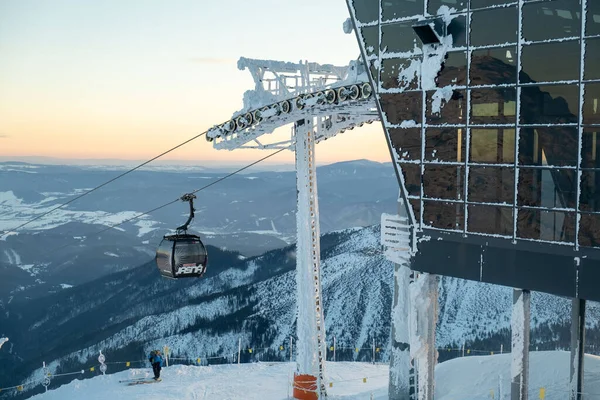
[421,275,438,400]
[570,298,586,400]
[293,119,327,399]
[207,86,377,150]
[511,289,530,400]
[206,56,377,150]
[384,205,417,400]
[389,262,413,400]
[409,272,438,400]
[219,108,378,151]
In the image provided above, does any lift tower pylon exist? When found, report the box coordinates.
[206,56,377,399]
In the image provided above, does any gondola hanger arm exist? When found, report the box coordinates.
[177,193,197,233]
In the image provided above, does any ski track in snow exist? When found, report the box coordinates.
[3,248,39,276]
[3,249,21,265]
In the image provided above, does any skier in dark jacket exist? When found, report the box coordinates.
[148,350,164,380]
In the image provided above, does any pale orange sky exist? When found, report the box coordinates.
[0,0,391,166]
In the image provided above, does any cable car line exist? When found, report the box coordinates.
[45,147,287,258]
[0,131,207,240]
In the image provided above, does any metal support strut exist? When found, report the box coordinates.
[387,201,414,400]
[511,289,530,400]
[293,119,327,399]
[570,298,586,400]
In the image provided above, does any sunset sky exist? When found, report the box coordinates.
[0,0,390,166]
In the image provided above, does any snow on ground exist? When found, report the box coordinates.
[0,190,159,235]
[30,362,387,400]
[4,249,22,265]
[3,248,40,276]
[437,351,600,399]
[135,219,161,237]
[28,352,600,400]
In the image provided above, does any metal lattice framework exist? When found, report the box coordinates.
[206,57,379,399]
[206,57,379,150]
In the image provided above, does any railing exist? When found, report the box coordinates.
[4,340,600,398]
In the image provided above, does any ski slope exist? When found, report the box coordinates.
[30,362,387,400]
[28,352,600,400]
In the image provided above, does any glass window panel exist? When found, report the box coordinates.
[470,87,517,125]
[521,41,580,83]
[381,58,420,90]
[380,92,423,125]
[517,209,576,243]
[580,170,600,212]
[381,22,419,54]
[382,0,424,21]
[360,26,379,58]
[470,129,515,164]
[399,163,421,197]
[520,84,579,125]
[428,0,467,15]
[470,47,517,86]
[423,165,465,200]
[426,89,466,125]
[436,51,467,87]
[471,0,512,9]
[585,38,600,81]
[409,198,421,226]
[470,7,518,47]
[352,0,378,24]
[468,166,515,204]
[583,83,600,125]
[468,204,514,236]
[579,213,600,248]
[425,128,465,162]
[518,168,577,209]
[518,127,578,167]
[369,60,379,86]
[523,0,582,42]
[587,0,600,36]
[423,200,465,230]
[447,14,467,48]
[390,128,421,161]
[582,129,600,169]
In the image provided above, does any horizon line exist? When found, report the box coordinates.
[0,155,392,167]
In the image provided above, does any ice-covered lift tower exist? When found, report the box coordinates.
[206,58,377,399]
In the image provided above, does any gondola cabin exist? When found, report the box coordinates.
[155,193,207,279]
[156,234,207,279]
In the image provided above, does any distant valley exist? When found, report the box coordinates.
[0,159,398,301]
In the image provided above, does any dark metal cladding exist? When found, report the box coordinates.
[156,239,176,279]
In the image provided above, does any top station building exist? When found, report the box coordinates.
[346,0,600,301]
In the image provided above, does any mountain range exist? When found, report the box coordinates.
[1,160,598,399]
[3,224,600,399]
[0,159,398,302]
